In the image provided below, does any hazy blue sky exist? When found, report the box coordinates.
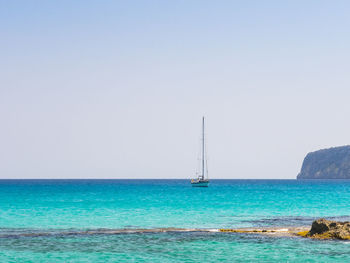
[1,0,350,179]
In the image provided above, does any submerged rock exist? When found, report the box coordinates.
[297,145,350,179]
[304,219,350,240]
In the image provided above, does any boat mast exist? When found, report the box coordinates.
[202,116,205,180]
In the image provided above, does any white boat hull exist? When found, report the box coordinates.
[191,179,209,187]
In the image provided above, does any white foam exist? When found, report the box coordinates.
[275,228,289,232]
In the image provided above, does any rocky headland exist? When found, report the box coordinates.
[297,145,350,179]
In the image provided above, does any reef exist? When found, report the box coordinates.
[3,219,349,241]
[221,219,350,240]
[219,227,308,237]
[297,218,350,240]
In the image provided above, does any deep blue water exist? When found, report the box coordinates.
[1,179,350,262]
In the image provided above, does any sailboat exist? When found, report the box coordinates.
[191,117,209,187]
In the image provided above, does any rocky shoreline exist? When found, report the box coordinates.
[299,218,350,240]
[2,219,347,240]
[219,226,309,237]
[221,218,350,240]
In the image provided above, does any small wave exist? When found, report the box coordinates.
[241,216,317,227]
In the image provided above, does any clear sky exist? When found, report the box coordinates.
[1,0,350,179]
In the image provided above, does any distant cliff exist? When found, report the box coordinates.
[297,146,350,179]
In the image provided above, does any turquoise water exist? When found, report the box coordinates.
[1,179,350,262]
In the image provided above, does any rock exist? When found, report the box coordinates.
[306,219,350,240]
[297,146,350,179]
[308,218,331,235]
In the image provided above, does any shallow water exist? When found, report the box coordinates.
[1,179,350,262]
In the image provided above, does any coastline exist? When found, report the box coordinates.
[0,226,311,238]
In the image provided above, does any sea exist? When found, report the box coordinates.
[1,179,350,262]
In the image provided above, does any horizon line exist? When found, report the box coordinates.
[0,178,311,180]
